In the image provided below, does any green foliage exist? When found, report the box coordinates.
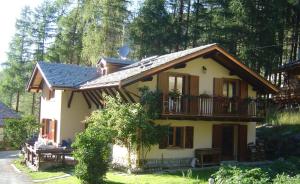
[83,95,168,169]
[4,115,39,148]
[72,124,111,184]
[213,166,270,184]
[273,174,300,184]
[139,86,162,119]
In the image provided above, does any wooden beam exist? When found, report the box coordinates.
[90,90,104,108]
[67,91,74,108]
[107,88,117,97]
[82,92,91,109]
[173,63,186,69]
[94,90,104,101]
[122,89,136,103]
[141,76,153,82]
[86,91,99,109]
[115,87,129,102]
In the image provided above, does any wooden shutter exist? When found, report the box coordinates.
[240,81,248,99]
[189,75,199,114]
[185,126,194,148]
[212,125,222,149]
[213,78,223,97]
[238,125,248,161]
[159,135,168,149]
[157,72,169,95]
[49,120,57,142]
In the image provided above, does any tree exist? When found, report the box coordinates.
[0,6,33,112]
[4,115,39,148]
[130,0,173,58]
[81,0,129,65]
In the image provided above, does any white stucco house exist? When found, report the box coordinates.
[26,44,278,168]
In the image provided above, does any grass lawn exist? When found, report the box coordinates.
[14,158,73,180]
[38,169,216,184]
[14,157,216,184]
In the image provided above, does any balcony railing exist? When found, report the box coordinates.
[162,94,265,118]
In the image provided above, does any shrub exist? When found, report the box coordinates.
[72,125,111,184]
[4,115,39,148]
[213,166,270,184]
[273,174,300,184]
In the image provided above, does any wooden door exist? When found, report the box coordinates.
[189,75,199,114]
[238,125,248,161]
[212,124,222,149]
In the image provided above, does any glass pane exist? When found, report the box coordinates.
[228,82,233,97]
[169,76,175,92]
[223,82,228,96]
[175,127,183,147]
[168,127,174,146]
[176,77,183,94]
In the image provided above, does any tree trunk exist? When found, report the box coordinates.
[16,91,20,112]
[127,142,132,173]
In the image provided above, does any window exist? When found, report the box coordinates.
[169,75,184,94]
[168,127,184,147]
[159,126,194,149]
[223,80,238,97]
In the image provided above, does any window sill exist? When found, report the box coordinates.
[166,146,185,150]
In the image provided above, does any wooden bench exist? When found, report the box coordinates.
[195,148,221,167]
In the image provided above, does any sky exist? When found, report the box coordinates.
[0,0,43,65]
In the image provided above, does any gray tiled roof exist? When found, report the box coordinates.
[80,43,216,89]
[38,62,98,88]
[101,57,136,65]
[0,102,20,126]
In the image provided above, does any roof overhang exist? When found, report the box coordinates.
[26,63,53,92]
[119,44,279,94]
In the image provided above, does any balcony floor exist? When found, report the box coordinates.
[160,113,264,122]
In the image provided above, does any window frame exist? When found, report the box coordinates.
[168,74,186,94]
[167,126,185,148]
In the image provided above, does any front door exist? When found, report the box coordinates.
[212,124,243,161]
[221,125,234,160]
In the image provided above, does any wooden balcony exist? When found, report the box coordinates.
[161,95,265,121]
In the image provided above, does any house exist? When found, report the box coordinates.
[26,43,278,168]
[0,101,20,142]
[275,59,300,108]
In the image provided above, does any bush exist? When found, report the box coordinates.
[273,174,300,184]
[4,115,39,148]
[213,166,270,184]
[72,124,111,184]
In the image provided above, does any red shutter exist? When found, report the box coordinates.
[212,125,222,149]
[185,126,194,148]
[189,75,199,114]
[238,125,248,161]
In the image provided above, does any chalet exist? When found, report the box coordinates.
[0,101,20,142]
[276,59,300,108]
[26,44,278,168]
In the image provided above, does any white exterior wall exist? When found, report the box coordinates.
[40,86,97,144]
[60,91,97,142]
[40,86,63,143]
[145,120,256,160]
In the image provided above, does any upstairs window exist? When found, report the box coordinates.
[169,75,184,94]
[223,80,238,97]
